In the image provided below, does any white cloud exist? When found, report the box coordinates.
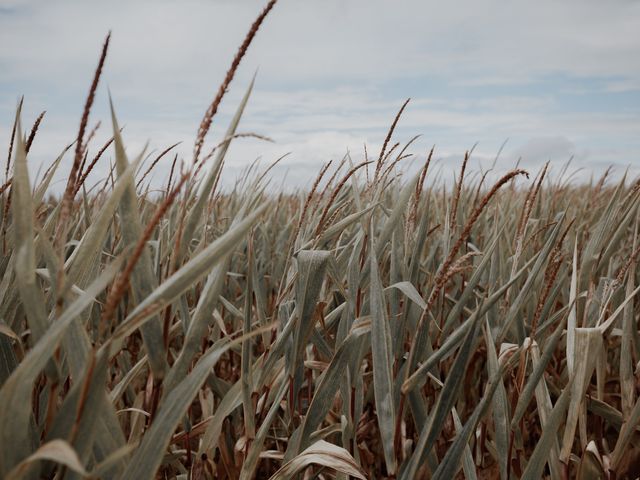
[3,0,640,91]
[1,0,639,191]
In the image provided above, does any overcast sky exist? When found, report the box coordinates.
[1,0,639,190]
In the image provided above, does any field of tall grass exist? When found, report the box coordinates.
[2,1,640,479]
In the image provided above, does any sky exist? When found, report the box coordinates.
[1,0,639,191]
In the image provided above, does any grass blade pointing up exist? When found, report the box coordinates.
[401,306,482,480]
[369,227,398,475]
[109,99,168,380]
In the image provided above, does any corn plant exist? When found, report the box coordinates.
[1,1,640,479]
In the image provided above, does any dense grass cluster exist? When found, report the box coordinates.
[2,2,640,479]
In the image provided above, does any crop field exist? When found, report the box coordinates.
[1,2,640,480]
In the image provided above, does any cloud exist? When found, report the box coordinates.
[1,0,639,191]
[510,137,577,165]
